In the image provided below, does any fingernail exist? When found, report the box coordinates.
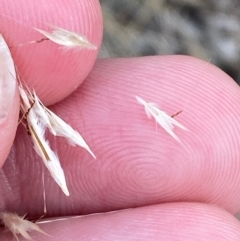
[0,35,16,125]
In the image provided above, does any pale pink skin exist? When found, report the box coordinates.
[1,1,240,241]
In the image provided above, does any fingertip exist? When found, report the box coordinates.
[60,56,240,214]
[0,36,19,167]
[0,0,103,105]
[11,203,240,241]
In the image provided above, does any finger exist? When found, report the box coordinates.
[1,203,240,241]
[2,56,240,217]
[0,36,19,167]
[0,0,103,105]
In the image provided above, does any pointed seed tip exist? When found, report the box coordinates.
[62,187,70,196]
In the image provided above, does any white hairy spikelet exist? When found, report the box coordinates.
[18,84,96,196]
[29,113,69,196]
[136,95,188,144]
[35,24,97,49]
[32,92,96,159]
[0,212,48,240]
[19,85,70,196]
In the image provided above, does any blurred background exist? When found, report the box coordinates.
[99,0,240,84]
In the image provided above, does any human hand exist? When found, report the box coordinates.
[1,1,240,240]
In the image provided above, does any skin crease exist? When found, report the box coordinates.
[1,1,240,241]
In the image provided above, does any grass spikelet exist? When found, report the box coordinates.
[0,212,48,240]
[136,95,188,144]
[35,24,97,49]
